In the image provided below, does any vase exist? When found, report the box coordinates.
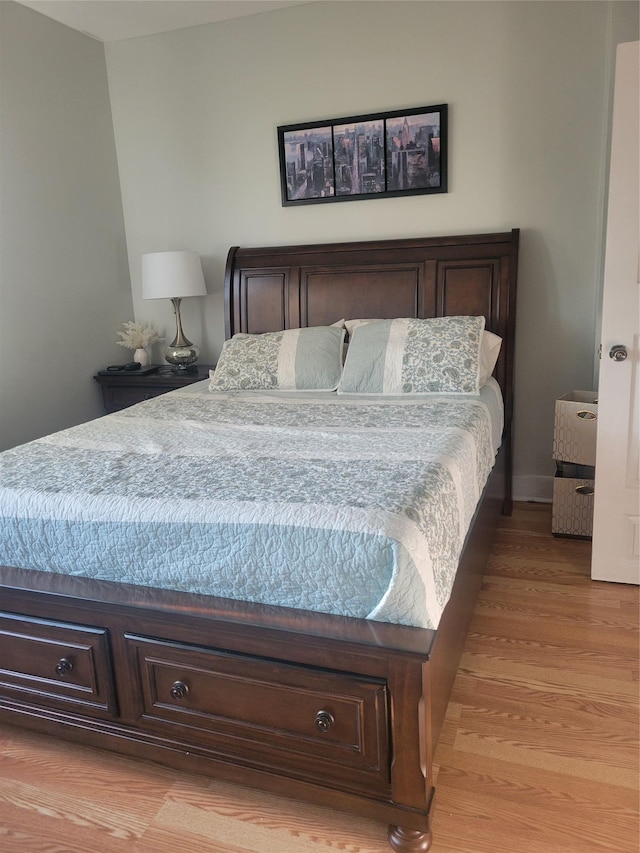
[133,347,150,366]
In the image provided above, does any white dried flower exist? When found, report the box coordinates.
[116,321,164,350]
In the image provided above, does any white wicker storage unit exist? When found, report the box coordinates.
[551,391,597,538]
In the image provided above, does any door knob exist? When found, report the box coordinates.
[609,345,628,362]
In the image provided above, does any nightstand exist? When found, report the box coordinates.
[94,365,212,413]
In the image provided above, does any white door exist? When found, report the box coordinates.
[591,41,639,585]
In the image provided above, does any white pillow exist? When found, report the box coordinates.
[344,318,380,337]
[339,316,485,395]
[479,330,502,386]
[210,326,345,391]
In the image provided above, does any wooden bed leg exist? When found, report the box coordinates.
[388,825,432,852]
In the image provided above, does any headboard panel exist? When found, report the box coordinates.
[224,230,519,511]
[301,264,425,325]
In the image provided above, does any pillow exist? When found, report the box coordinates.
[210,326,345,391]
[338,316,485,395]
[345,318,380,337]
[479,330,502,386]
[345,318,501,387]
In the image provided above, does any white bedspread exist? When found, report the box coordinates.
[0,379,503,629]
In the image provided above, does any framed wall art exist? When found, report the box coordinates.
[278,104,447,206]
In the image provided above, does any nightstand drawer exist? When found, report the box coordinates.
[0,612,117,716]
[126,634,390,794]
[94,365,211,413]
[105,384,167,410]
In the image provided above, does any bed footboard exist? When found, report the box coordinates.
[0,565,437,847]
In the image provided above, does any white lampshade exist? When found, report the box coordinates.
[142,251,206,300]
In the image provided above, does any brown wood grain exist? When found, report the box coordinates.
[0,503,637,853]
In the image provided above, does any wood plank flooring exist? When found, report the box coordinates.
[0,503,637,852]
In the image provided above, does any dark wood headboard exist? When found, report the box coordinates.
[224,230,519,510]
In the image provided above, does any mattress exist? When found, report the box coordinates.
[0,379,503,629]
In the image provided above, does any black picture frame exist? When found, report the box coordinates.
[278,104,447,206]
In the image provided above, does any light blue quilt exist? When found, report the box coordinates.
[0,382,502,629]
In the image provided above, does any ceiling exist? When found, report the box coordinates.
[16,1,314,42]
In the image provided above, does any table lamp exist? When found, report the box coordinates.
[142,251,207,370]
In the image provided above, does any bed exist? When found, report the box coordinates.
[0,230,519,851]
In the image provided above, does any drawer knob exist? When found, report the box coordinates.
[55,658,73,677]
[315,710,335,733]
[170,680,189,701]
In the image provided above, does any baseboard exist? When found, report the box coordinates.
[513,474,553,504]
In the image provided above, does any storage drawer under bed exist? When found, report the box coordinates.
[125,634,391,795]
[0,612,117,716]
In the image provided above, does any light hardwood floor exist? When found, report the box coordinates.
[0,503,638,852]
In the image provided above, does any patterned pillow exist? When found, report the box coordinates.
[345,319,501,386]
[338,316,485,395]
[210,326,345,391]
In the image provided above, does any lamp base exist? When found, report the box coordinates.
[164,342,200,369]
[164,297,200,369]
[159,363,200,376]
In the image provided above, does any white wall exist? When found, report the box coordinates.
[0,1,132,450]
[2,1,637,498]
[105,0,637,500]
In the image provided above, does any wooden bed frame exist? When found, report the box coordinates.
[0,230,519,851]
